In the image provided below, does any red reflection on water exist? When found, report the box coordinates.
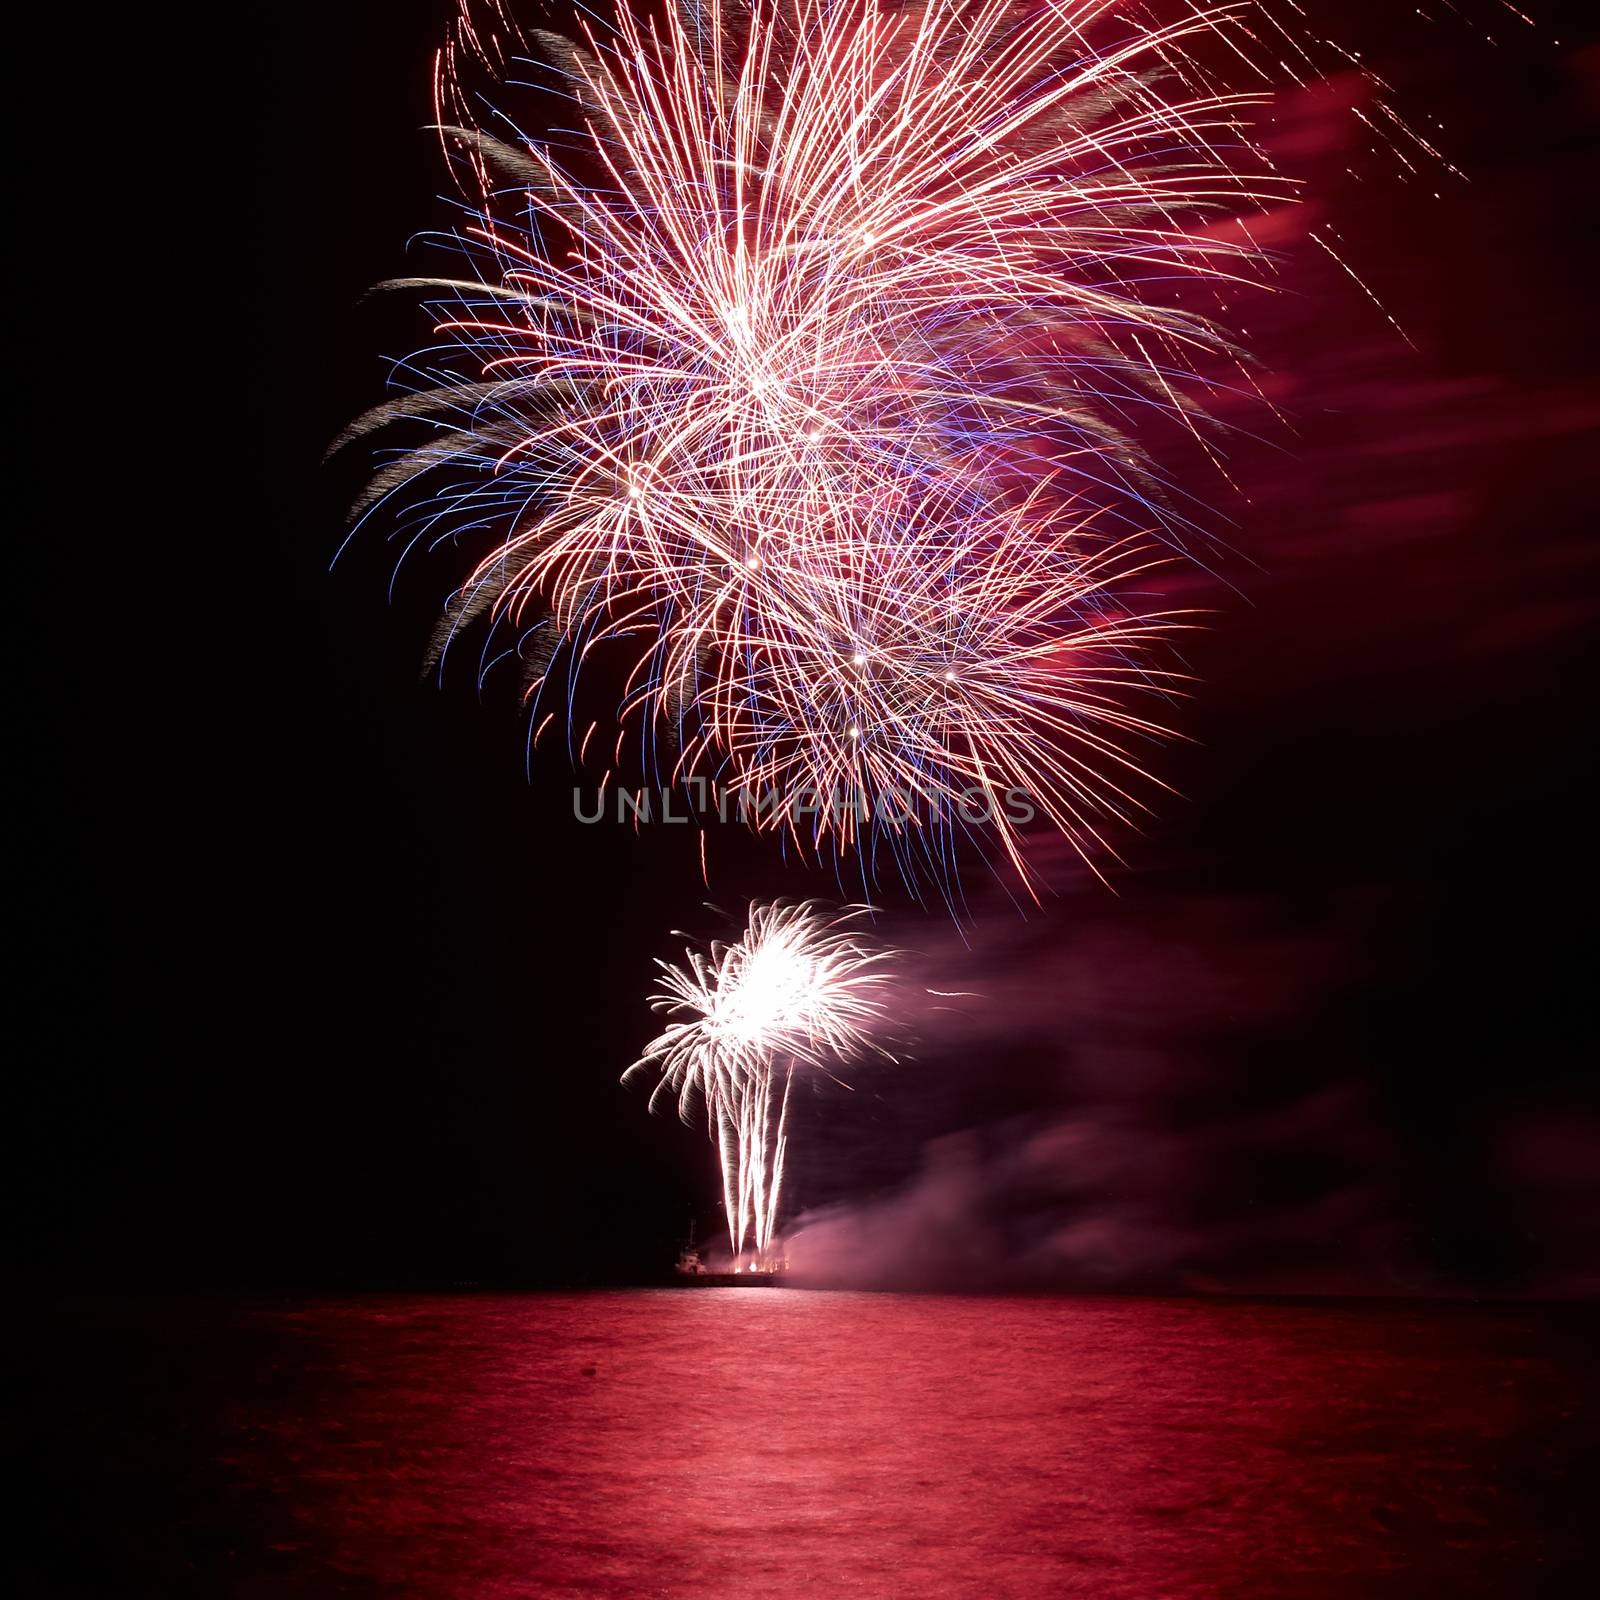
[72,1292,1595,1598]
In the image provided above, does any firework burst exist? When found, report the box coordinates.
[337,0,1480,894]
[628,900,896,1258]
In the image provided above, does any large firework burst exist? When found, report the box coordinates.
[336,0,1455,893]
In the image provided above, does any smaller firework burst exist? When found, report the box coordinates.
[628,900,896,1260]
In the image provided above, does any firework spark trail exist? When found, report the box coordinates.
[628,901,896,1257]
[338,0,1516,894]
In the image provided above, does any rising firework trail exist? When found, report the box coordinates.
[337,0,1497,896]
[628,901,897,1260]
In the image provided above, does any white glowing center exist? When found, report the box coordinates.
[713,937,817,1049]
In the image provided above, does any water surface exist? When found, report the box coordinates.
[35,1292,1595,1596]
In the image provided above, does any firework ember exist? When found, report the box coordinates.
[628,901,897,1260]
[338,0,1464,893]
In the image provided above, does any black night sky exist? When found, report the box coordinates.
[19,0,1600,1298]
